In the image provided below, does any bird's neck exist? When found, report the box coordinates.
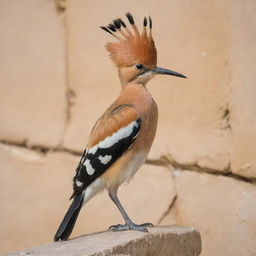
[118,82,158,156]
[120,77,151,88]
[118,82,155,115]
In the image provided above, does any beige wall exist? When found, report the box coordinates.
[0,0,256,255]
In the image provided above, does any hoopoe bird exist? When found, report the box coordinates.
[54,13,186,241]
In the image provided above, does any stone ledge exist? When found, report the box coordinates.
[7,226,201,256]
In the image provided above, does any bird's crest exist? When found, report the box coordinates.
[100,13,157,67]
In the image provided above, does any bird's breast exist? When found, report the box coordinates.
[102,84,158,189]
[132,87,158,154]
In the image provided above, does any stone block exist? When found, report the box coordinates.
[229,1,256,178]
[63,0,120,150]
[7,226,201,256]
[0,144,77,254]
[148,0,231,171]
[63,0,231,173]
[0,144,175,254]
[0,0,66,147]
[161,171,256,256]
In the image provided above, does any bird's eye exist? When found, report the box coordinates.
[135,64,144,70]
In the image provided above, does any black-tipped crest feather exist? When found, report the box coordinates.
[100,13,152,36]
[149,16,152,29]
[118,18,126,28]
[100,26,113,35]
[143,17,147,27]
[113,19,121,29]
[107,24,116,32]
[100,13,157,66]
[126,13,134,25]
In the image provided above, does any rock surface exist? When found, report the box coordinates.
[0,0,66,147]
[161,171,256,256]
[229,1,256,178]
[0,144,175,254]
[7,226,201,256]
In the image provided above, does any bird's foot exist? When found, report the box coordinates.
[109,222,153,232]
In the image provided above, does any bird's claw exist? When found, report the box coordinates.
[109,222,153,232]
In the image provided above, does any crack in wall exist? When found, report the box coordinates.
[54,0,66,13]
[146,154,255,183]
[1,139,255,184]
[53,0,76,148]
[218,103,232,131]
[0,139,81,157]
[157,194,177,224]
[222,107,231,130]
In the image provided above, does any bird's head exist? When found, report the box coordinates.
[100,13,186,86]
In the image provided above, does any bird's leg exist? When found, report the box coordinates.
[108,189,153,232]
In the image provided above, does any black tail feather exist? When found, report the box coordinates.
[54,193,84,241]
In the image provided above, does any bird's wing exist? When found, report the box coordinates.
[71,104,141,198]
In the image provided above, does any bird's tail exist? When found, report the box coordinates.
[54,193,84,241]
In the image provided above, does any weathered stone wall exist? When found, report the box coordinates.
[1,0,255,255]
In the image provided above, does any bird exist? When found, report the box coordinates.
[54,12,186,242]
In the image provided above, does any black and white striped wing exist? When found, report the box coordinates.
[71,105,141,198]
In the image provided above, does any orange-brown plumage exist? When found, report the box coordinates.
[87,104,139,148]
[102,13,157,67]
[106,35,157,67]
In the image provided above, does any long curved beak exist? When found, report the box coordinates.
[153,67,187,79]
